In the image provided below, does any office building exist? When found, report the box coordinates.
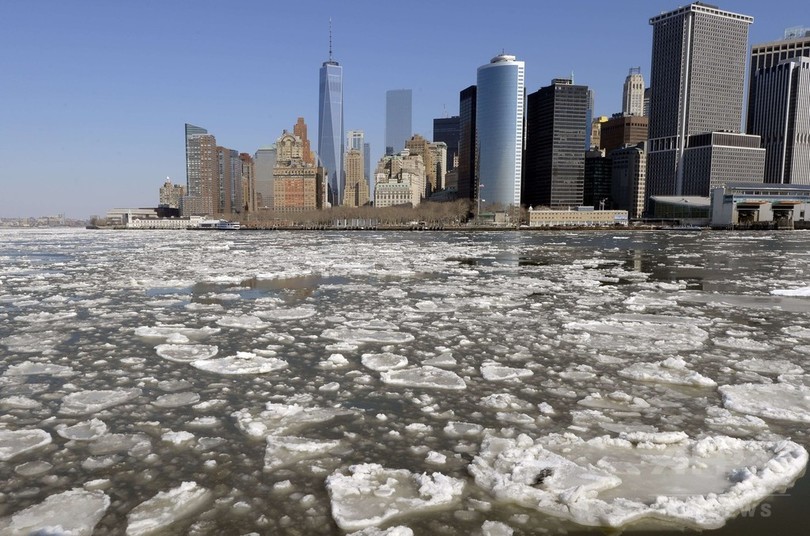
[600,114,649,156]
[429,141,448,191]
[254,145,277,209]
[647,3,754,198]
[159,178,184,209]
[385,90,412,155]
[240,153,257,214]
[583,150,613,208]
[590,116,608,151]
[294,117,315,165]
[611,143,647,219]
[343,148,369,207]
[523,78,589,208]
[405,134,435,195]
[183,123,217,216]
[215,146,241,215]
[318,39,344,206]
[476,54,525,208]
[433,116,460,171]
[373,149,425,208]
[680,132,765,194]
[363,142,372,197]
[457,86,477,202]
[274,130,325,211]
[347,130,364,152]
[622,67,646,116]
[585,89,595,150]
[748,36,810,184]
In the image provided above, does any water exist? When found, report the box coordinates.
[1,228,809,534]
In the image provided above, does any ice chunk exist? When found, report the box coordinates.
[60,388,142,415]
[256,307,317,321]
[618,357,716,387]
[89,433,152,456]
[322,327,415,345]
[361,352,408,372]
[264,435,342,472]
[14,460,53,477]
[153,392,201,408]
[56,418,108,441]
[720,382,810,422]
[381,366,466,390]
[190,352,288,375]
[733,358,802,375]
[578,391,650,411]
[216,314,268,329]
[481,363,533,381]
[233,403,356,439]
[1,331,70,353]
[0,429,52,461]
[481,520,513,536]
[479,393,533,411]
[126,481,213,535]
[771,286,810,296]
[326,463,464,531]
[347,526,414,536]
[0,395,42,410]
[320,353,350,369]
[1,488,109,535]
[162,431,195,446]
[134,324,220,340]
[714,337,773,352]
[154,344,218,363]
[470,432,808,529]
[3,361,75,377]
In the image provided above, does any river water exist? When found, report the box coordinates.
[1,228,809,535]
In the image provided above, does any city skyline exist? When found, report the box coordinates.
[0,0,806,218]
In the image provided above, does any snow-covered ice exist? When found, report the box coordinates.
[154,343,218,362]
[0,429,52,461]
[264,435,343,472]
[381,366,467,390]
[60,388,142,415]
[126,481,212,535]
[0,489,109,535]
[190,351,288,375]
[618,357,717,387]
[720,382,810,422]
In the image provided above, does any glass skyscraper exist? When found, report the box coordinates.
[476,54,525,208]
[385,89,412,155]
[318,57,344,206]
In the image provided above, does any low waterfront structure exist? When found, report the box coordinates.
[528,207,628,227]
[711,182,810,229]
[127,215,205,229]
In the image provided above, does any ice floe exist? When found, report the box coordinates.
[720,382,810,422]
[264,435,343,472]
[134,324,220,340]
[0,489,109,535]
[481,363,534,382]
[0,429,52,461]
[233,403,356,439]
[326,463,465,531]
[190,352,288,375]
[256,307,317,321]
[60,388,142,415]
[618,357,716,387]
[216,314,268,329]
[470,432,808,529]
[361,352,409,371]
[56,418,108,441]
[732,358,803,375]
[322,327,416,345]
[154,343,218,363]
[381,366,467,390]
[3,360,75,377]
[126,481,213,535]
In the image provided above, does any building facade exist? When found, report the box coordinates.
[240,153,257,214]
[523,78,589,208]
[318,56,344,206]
[429,141,448,191]
[622,67,646,116]
[254,145,277,209]
[183,123,217,216]
[457,86,477,202]
[646,3,753,198]
[159,178,184,209]
[433,116,460,171]
[611,143,647,219]
[476,54,525,208]
[274,131,324,211]
[373,149,425,208]
[404,134,435,196]
[343,148,369,207]
[680,132,765,195]
[385,89,412,156]
[583,150,613,208]
[600,115,649,156]
[748,37,810,184]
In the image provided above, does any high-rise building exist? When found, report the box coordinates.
[215,146,241,215]
[159,178,184,209]
[590,116,609,151]
[347,130,364,152]
[183,123,217,216]
[239,153,257,214]
[433,116,460,170]
[294,117,315,165]
[622,67,646,116]
[646,3,754,198]
[600,114,649,156]
[457,86,477,202]
[429,141,448,191]
[583,150,613,208]
[523,78,589,208]
[585,89,595,150]
[318,34,344,206]
[748,34,810,184]
[476,54,525,208]
[343,148,369,207]
[385,89,412,155]
[274,130,325,211]
[254,145,277,209]
[374,148,425,208]
[405,134,435,196]
[611,143,647,219]
[363,142,372,197]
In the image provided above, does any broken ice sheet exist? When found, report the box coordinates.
[190,352,288,375]
[154,343,218,363]
[381,366,466,390]
[469,432,808,529]
[264,435,343,472]
[720,382,810,422]
[126,481,212,535]
[327,463,465,531]
[59,388,142,416]
[618,357,716,387]
[233,403,356,439]
[0,488,109,536]
[0,429,52,461]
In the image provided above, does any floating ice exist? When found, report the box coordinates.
[162,431,195,446]
[256,307,317,321]
[320,353,351,369]
[60,388,142,415]
[1,331,70,353]
[1,488,109,535]
[14,460,53,477]
[0,395,41,410]
[126,481,213,536]
[618,357,716,387]
[704,407,769,437]
[264,435,342,472]
[89,433,152,456]
[361,352,409,372]
[233,403,356,439]
[481,520,514,536]
[443,422,484,438]
[3,360,75,377]
[216,314,268,329]
[714,337,773,352]
[481,363,533,382]
[154,344,218,363]
[56,418,108,441]
[578,391,650,411]
[153,391,201,408]
[322,327,415,345]
[0,429,52,461]
[720,382,810,422]
[347,526,414,536]
[381,366,466,390]
[190,352,288,375]
[733,358,802,375]
[469,432,808,529]
[326,463,465,531]
[564,320,708,353]
[14,310,78,323]
[134,324,220,340]
[771,286,810,296]
[479,394,534,411]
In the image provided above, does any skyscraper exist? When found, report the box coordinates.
[433,116,460,170]
[646,3,754,197]
[385,89,412,155]
[476,54,525,208]
[363,142,371,195]
[318,28,344,206]
[184,123,217,216]
[343,148,369,207]
[622,67,646,116]
[294,117,314,165]
[254,145,277,209]
[457,86,477,202]
[748,34,810,184]
[523,78,589,208]
[347,130,364,152]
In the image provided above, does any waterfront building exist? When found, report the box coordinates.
[748,40,810,184]
[318,37,344,206]
[373,149,425,208]
[476,54,525,209]
[274,130,325,211]
[523,77,589,208]
[215,146,241,216]
[527,206,629,227]
[711,182,810,228]
[159,178,184,209]
[680,132,765,195]
[405,134,435,195]
[430,141,448,191]
[433,116,460,171]
[611,143,647,219]
[385,89,412,155]
[183,124,217,216]
[600,114,649,156]
[583,150,613,208]
[253,145,277,209]
[646,3,754,199]
[457,85,477,202]
[343,148,369,207]
[622,67,646,116]
[240,153,257,213]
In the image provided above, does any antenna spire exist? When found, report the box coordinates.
[329,18,333,61]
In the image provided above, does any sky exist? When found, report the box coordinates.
[0,0,804,218]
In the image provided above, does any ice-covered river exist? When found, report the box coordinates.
[1,228,809,535]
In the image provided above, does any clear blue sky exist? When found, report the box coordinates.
[0,0,802,218]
